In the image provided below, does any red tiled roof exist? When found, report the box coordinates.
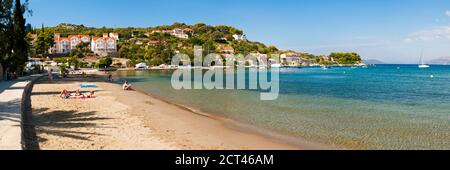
[223,46,234,51]
[68,35,89,38]
[54,37,69,42]
[148,40,160,44]
[92,37,115,41]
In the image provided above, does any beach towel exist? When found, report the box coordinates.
[80,84,97,88]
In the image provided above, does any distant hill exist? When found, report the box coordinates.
[31,22,363,66]
[364,59,386,65]
[428,57,450,65]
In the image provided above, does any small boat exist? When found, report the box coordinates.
[419,65,430,69]
[271,64,282,68]
[419,64,430,69]
[135,63,149,70]
[357,63,369,68]
[418,51,430,69]
[321,65,331,70]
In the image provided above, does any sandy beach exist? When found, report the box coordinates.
[29,76,300,150]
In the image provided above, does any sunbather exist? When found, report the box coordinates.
[60,89,71,99]
[84,91,95,98]
[73,89,82,96]
[123,81,132,90]
[60,89,95,99]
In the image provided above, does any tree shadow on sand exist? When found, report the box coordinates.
[0,99,21,123]
[28,108,114,150]
[31,90,104,96]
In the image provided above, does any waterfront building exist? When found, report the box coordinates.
[91,33,118,56]
[146,28,189,39]
[232,34,247,41]
[49,33,118,56]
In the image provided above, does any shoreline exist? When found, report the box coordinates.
[30,75,303,150]
[126,82,335,150]
[104,71,335,149]
[105,75,308,149]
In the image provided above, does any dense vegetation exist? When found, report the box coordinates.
[0,0,30,77]
[30,22,364,67]
[329,52,362,65]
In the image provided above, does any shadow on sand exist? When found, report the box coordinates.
[26,108,113,150]
[31,90,104,96]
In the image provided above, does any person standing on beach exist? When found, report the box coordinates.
[48,69,53,81]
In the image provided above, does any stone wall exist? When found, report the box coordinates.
[20,75,42,150]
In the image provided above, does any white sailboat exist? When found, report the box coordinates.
[418,51,430,69]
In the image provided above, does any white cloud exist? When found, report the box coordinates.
[446,10,450,17]
[404,26,450,42]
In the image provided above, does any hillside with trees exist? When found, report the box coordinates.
[29,22,364,68]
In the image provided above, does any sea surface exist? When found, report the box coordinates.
[112,65,450,149]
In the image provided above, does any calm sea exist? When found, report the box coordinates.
[112,65,450,149]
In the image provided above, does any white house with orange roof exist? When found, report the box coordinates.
[145,28,190,39]
[232,34,247,41]
[222,46,235,53]
[281,52,302,66]
[145,30,172,37]
[249,52,269,67]
[49,33,72,54]
[109,33,119,41]
[49,32,118,56]
[91,33,118,56]
[171,28,189,39]
[68,34,91,49]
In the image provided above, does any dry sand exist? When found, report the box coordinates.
[30,77,300,150]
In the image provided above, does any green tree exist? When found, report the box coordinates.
[76,42,90,52]
[202,39,216,54]
[68,49,85,58]
[329,52,362,65]
[11,0,29,74]
[34,31,54,57]
[98,57,112,68]
[144,43,174,66]
[0,0,14,76]
[0,0,31,77]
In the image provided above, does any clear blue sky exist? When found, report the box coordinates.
[27,0,450,63]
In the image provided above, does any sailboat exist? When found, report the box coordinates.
[418,51,430,69]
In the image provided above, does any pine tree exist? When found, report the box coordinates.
[0,0,14,76]
[11,0,28,74]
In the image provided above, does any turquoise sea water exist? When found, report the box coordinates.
[112,65,450,149]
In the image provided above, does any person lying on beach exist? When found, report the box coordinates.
[73,89,82,97]
[86,91,95,98]
[60,90,95,99]
[123,81,132,90]
[71,91,95,99]
[60,89,71,99]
